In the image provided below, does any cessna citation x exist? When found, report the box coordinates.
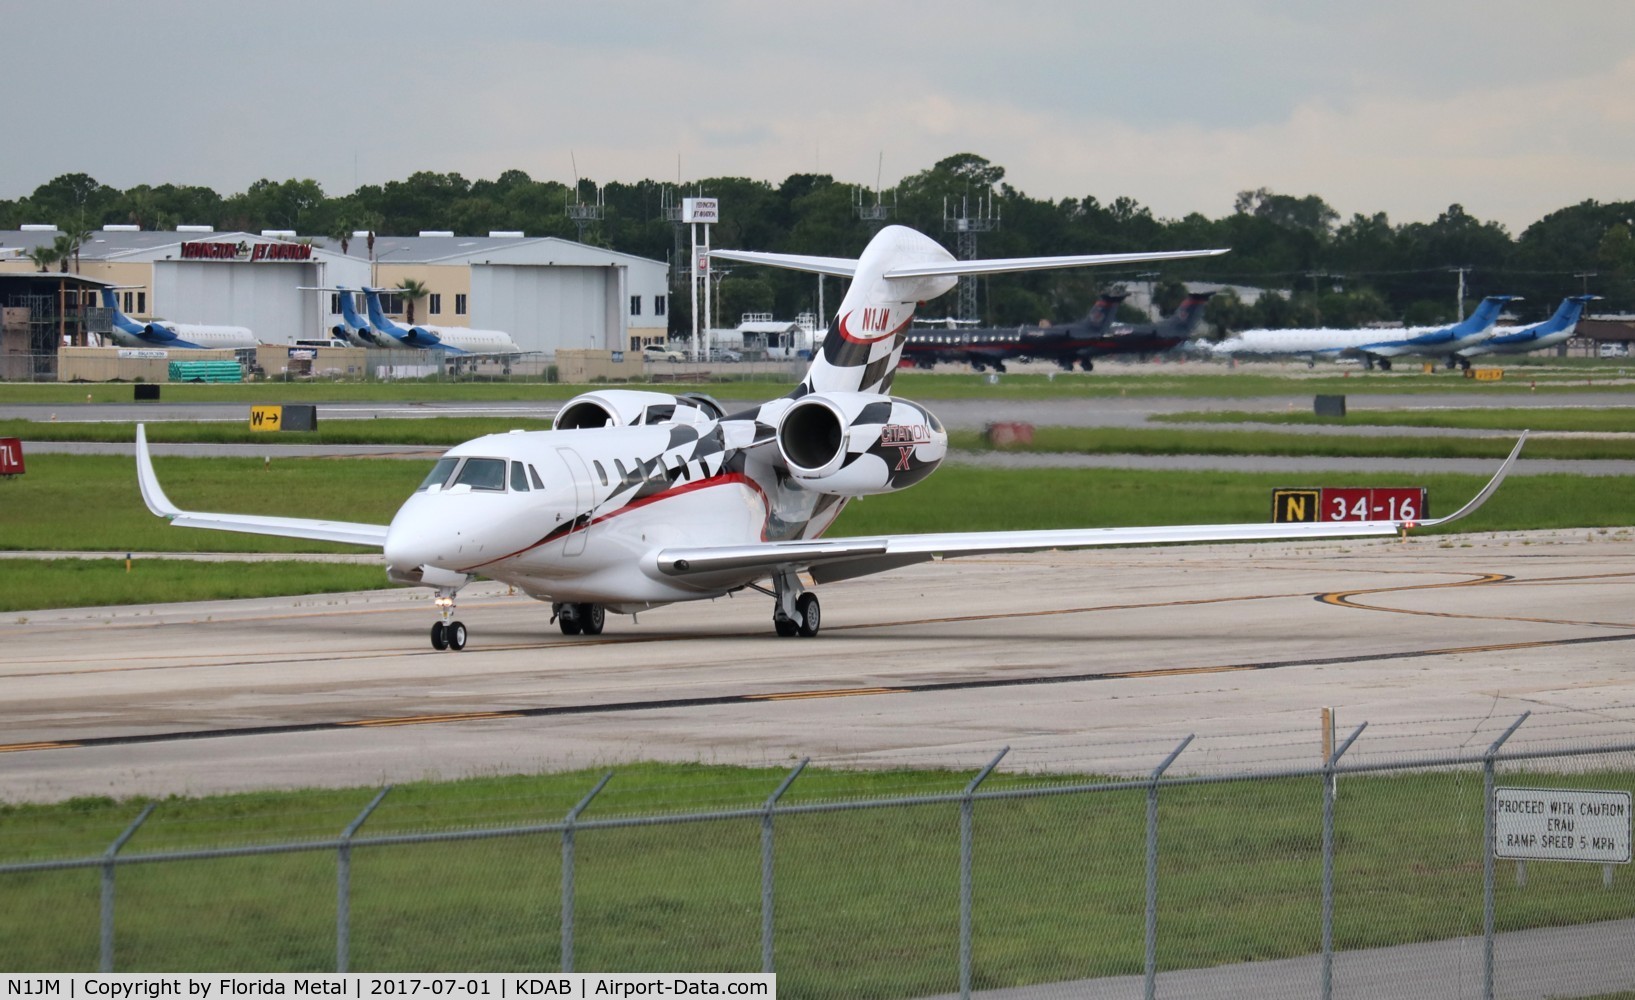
[134,225,1526,650]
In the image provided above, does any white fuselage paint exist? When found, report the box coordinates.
[383,423,844,611]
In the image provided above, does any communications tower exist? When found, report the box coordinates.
[943,193,1000,322]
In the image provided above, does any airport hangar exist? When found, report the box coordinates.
[0,225,671,352]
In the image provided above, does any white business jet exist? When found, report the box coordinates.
[134,225,1526,650]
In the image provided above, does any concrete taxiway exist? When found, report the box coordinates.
[3,528,1633,804]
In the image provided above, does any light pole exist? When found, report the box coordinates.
[1136,272,1160,322]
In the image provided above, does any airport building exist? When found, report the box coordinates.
[0,226,670,353]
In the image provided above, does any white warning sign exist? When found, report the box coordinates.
[1495,787,1631,864]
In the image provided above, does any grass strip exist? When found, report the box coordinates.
[1,763,1629,986]
[4,369,1631,405]
[0,416,555,446]
[0,559,396,613]
[948,426,1635,460]
[4,456,1633,563]
[1153,408,1635,433]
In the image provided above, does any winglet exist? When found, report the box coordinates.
[1417,431,1527,529]
[135,424,182,519]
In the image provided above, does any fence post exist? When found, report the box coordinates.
[1145,735,1195,1000]
[100,803,155,973]
[1484,712,1530,1000]
[960,747,1009,1000]
[1321,721,1367,1000]
[562,771,614,974]
[762,758,808,974]
[337,785,392,973]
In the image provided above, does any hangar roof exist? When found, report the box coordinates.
[0,229,664,270]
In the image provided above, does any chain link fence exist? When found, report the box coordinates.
[2,710,1631,999]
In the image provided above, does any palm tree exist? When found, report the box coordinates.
[397,278,430,325]
[24,245,59,272]
[51,233,78,273]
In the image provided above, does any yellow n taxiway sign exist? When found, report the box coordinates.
[249,405,283,432]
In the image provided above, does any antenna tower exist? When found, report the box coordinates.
[564,153,604,243]
[943,193,1000,322]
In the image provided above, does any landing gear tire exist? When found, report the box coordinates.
[795,592,821,638]
[774,616,798,638]
[576,603,605,635]
[1080,359,1095,372]
[446,621,467,651]
[431,621,448,650]
[559,616,583,636]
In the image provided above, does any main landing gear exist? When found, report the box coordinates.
[552,602,606,636]
[429,589,467,651]
[769,568,821,638]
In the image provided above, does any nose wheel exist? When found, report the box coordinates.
[430,620,467,651]
[430,589,467,651]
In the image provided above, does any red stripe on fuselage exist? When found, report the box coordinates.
[456,472,769,573]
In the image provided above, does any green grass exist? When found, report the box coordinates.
[1155,407,1635,433]
[1,764,1629,987]
[0,559,395,612]
[0,416,555,446]
[5,367,1631,405]
[10,414,1633,461]
[951,425,1635,460]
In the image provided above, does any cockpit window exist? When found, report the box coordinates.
[453,457,507,492]
[510,461,531,492]
[529,465,545,490]
[417,457,460,492]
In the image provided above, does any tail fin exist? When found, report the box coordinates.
[337,287,370,333]
[1082,293,1127,333]
[713,225,1227,396]
[1160,292,1216,337]
[1450,295,1516,336]
[99,287,149,338]
[1542,294,1598,333]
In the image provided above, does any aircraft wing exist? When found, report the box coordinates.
[135,426,389,548]
[656,434,1526,586]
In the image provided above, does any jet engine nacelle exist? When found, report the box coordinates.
[775,391,946,496]
[554,390,722,430]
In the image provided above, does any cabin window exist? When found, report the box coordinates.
[529,465,544,490]
[613,458,629,482]
[453,457,507,492]
[416,456,460,492]
[510,461,531,492]
[593,460,608,486]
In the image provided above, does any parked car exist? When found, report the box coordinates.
[708,348,742,363]
[642,344,684,363]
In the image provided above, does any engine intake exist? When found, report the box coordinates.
[775,392,945,496]
[554,390,719,430]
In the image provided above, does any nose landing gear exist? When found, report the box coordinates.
[429,590,467,651]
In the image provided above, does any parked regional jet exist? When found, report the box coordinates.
[901,294,1128,372]
[1211,296,1515,370]
[133,225,1525,651]
[1034,291,1215,372]
[362,288,522,357]
[99,288,258,350]
[333,288,384,347]
[1458,296,1598,360]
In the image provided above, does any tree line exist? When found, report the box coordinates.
[4,154,1631,335]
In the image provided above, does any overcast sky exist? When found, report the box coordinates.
[9,1,1633,233]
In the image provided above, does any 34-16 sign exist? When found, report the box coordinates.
[1272,487,1427,524]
